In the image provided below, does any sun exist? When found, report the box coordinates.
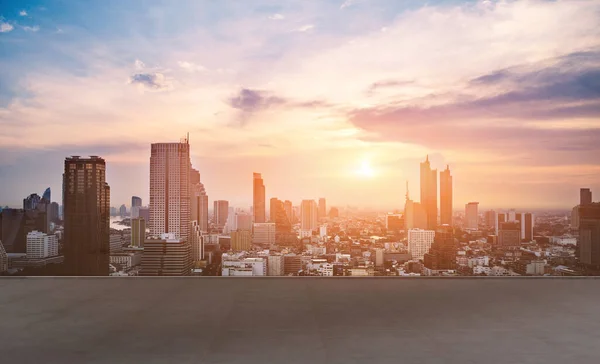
[357,160,375,178]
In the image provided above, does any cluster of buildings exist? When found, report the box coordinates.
[2,144,599,277]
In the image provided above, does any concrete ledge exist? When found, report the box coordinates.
[1,278,599,363]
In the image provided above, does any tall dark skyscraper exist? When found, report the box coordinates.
[439,165,452,226]
[253,173,266,223]
[420,156,438,230]
[23,193,41,210]
[578,203,600,269]
[581,188,592,206]
[63,156,110,276]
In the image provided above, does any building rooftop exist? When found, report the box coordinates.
[1,278,599,363]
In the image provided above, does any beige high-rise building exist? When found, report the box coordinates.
[213,200,229,229]
[253,223,276,246]
[465,202,479,230]
[301,200,318,232]
[439,165,452,226]
[231,230,252,252]
[149,140,191,240]
[318,198,326,221]
[253,173,266,223]
[190,168,209,233]
[408,229,435,261]
[420,155,438,230]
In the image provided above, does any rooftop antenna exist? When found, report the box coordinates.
[405,180,410,201]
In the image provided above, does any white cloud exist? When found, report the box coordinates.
[23,25,40,32]
[340,0,356,9]
[178,61,207,72]
[295,24,314,32]
[134,59,145,70]
[0,22,14,33]
[269,14,284,20]
[20,10,28,16]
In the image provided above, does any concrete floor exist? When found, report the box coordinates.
[1,278,599,364]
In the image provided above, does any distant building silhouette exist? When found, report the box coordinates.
[0,240,7,274]
[515,212,535,242]
[581,188,592,206]
[420,155,438,230]
[190,168,209,233]
[253,173,266,223]
[439,165,453,226]
[301,200,318,232]
[328,207,339,219]
[385,213,404,232]
[0,208,49,253]
[149,140,191,239]
[318,198,326,221]
[50,202,59,223]
[253,223,275,246]
[270,198,291,234]
[63,156,110,276]
[213,200,229,229]
[485,210,496,230]
[284,200,293,222]
[119,204,127,217]
[23,193,41,210]
[465,202,479,230]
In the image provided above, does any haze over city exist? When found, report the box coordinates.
[1,0,600,209]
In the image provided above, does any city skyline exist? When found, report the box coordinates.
[1,0,600,209]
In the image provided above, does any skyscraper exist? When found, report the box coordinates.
[119,204,127,217]
[318,198,326,221]
[23,193,41,210]
[190,168,209,233]
[63,156,110,276]
[253,173,266,223]
[404,199,427,230]
[284,200,293,222]
[420,156,438,230]
[213,200,229,229]
[131,196,142,218]
[581,188,592,206]
[485,210,497,230]
[149,140,191,239]
[465,202,479,230]
[270,197,278,222]
[131,217,146,247]
[439,165,452,226]
[301,200,318,232]
[578,203,600,269]
[50,202,60,223]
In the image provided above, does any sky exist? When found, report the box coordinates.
[0,0,599,210]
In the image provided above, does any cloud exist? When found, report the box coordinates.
[295,24,314,32]
[348,50,600,152]
[340,0,356,10]
[19,10,28,16]
[129,73,171,90]
[367,79,414,94]
[228,88,285,113]
[23,25,40,32]
[134,59,145,70]
[269,14,284,20]
[0,22,14,33]
[178,61,207,72]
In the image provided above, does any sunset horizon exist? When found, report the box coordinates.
[2,0,599,209]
